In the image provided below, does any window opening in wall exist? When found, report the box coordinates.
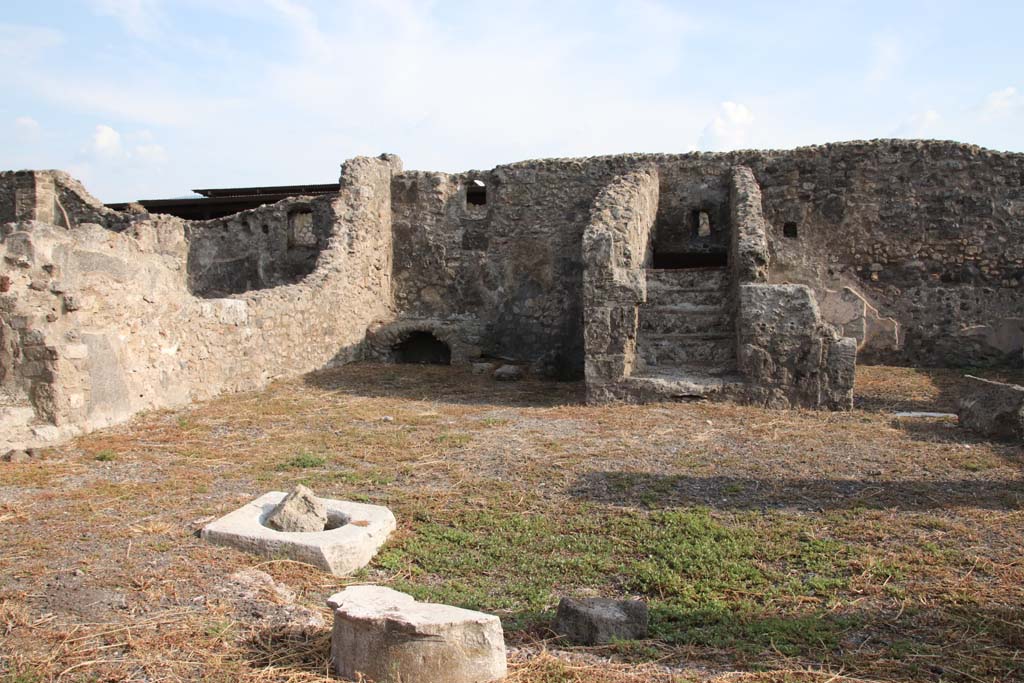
[696,210,711,237]
[467,180,487,206]
[288,209,316,248]
[783,221,799,239]
[393,331,452,365]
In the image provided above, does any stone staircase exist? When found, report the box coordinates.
[624,267,746,401]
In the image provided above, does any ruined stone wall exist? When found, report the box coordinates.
[737,140,1024,366]
[583,165,659,398]
[185,199,329,297]
[0,171,128,230]
[390,141,1023,373]
[390,159,639,377]
[4,140,1022,443]
[388,156,745,377]
[729,166,770,284]
[0,156,396,449]
[729,166,855,409]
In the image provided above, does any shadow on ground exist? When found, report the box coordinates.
[303,362,585,408]
[570,472,1024,511]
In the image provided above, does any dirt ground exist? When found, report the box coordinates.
[1,363,1022,683]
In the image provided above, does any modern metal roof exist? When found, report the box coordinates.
[105,182,341,220]
[191,183,340,198]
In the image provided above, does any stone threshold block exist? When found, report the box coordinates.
[327,585,507,683]
[201,492,395,576]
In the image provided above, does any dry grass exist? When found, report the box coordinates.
[1,363,1022,682]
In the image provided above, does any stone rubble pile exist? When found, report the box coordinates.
[265,484,328,532]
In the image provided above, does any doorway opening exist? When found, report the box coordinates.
[393,331,452,365]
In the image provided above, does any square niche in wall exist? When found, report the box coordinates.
[466,180,487,207]
[288,209,317,247]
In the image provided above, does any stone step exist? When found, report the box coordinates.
[636,333,735,367]
[638,304,732,335]
[645,283,729,307]
[645,267,729,291]
[620,364,747,403]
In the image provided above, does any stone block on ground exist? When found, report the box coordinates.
[553,596,648,645]
[327,585,506,683]
[201,492,396,576]
[958,375,1024,441]
[265,484,327,532]
[493,364,523,381]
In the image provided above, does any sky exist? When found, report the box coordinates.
[2,1,1022,202]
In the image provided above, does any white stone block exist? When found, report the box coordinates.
[327,586,506,683]
[201,492,395,576]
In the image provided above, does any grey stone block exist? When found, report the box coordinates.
[553,597,648,645]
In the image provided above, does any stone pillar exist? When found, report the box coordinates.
[13,171,57,224]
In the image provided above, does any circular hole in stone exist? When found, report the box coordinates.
[259,510,351,532]
[324,511,351,531]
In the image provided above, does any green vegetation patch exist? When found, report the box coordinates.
[376,505,859,656]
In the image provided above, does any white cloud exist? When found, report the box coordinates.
[892,109,941,138]
[90,124,124,159]
[15,116,41,138]
[255,1,709,169]
[699,102,755,151]
[866,32,905,85]
[91,0,163,38]
[981,86,1020,119]
[85,124,168,164]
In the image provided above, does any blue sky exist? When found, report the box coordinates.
[2,1,1022,202]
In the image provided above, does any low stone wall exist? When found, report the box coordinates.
[730,166,856,410]
[0,156,397,448]
[582,166,659,401]
[736,285,857,409]
[729,166,769,284]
